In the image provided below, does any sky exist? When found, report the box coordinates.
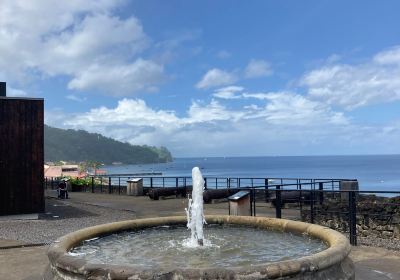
[1,0,400,157]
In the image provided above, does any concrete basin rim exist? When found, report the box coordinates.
[47,215,351,279]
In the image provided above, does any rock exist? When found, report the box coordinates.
[382,231,393,238]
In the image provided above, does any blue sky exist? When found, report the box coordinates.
[1,0,400,156]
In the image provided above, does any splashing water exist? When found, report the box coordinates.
[185,167,206,247]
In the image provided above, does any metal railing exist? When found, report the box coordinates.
[244,187,400,246]
[44,175,400,246]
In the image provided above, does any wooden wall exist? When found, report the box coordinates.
[0,97,44,215]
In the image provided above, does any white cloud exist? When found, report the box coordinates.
[68,59,164,95]
[49,89,361,156]
[66,94,87,102]
[6,86,27,97]
[216,50,231,59]
[213,86,244,99]
[186,99,244,123]
[302,46,400,109]
[0,0,164,96]
[197,59,272,89]
[196,68,238,89]
[373,46,400,65]
[242,92,271,100]
[244,59,273,78]
[258,92,348,126]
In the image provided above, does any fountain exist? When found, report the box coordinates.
[46,168,354,279]
[185,167,205,246]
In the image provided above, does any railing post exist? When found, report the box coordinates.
[253,188,256,216]
[108,177,112,194]
[204,178,207,190]
[150,177,153,188]
[310,190,315,224]
[176,177,178,188]
[349,190,357,246]
[51,177,54,189]
[118,177,121,194]
[264,178,269,202]
[319,182,324,205]
[250,189,253,216]
[91,177,94,193]
[275,185,282,219]
[299,184,303,212]
[238,178,240,188]
[100,177,103,193]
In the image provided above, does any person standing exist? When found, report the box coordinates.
[58,179,69,199]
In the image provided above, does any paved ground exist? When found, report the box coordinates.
[0,191,399,279]
[351,246,400,280]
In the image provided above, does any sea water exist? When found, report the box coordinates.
[104,155,400,191]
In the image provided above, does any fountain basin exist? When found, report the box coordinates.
[46,215,354,279]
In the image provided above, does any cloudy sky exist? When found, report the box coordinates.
[1,0,400,156]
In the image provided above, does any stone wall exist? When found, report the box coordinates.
[301,195,400,239]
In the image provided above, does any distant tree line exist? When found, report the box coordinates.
[44,125,173,164]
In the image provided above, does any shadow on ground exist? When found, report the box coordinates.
[39,199,97,220]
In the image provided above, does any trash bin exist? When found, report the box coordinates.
[127,178,143,196]
[339,180,358,201]
[228,191,251,216]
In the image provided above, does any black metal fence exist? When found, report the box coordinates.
[44,175,400,246]
[45,175,351,193]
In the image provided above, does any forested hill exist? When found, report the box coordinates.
[44,125,173,164]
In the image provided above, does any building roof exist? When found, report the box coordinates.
[44,165,85,178]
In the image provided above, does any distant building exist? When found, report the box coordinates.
[44,164,86,178]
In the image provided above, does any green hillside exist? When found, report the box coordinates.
[44,125,172,164]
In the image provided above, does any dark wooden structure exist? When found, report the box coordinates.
[0,83,44,215]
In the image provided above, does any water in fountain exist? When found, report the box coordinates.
[185,167,206,247]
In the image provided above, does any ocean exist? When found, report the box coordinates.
[104,155,400,192]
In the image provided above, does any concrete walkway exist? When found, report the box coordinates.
[351,246,400,280]
[0,191,399,279]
